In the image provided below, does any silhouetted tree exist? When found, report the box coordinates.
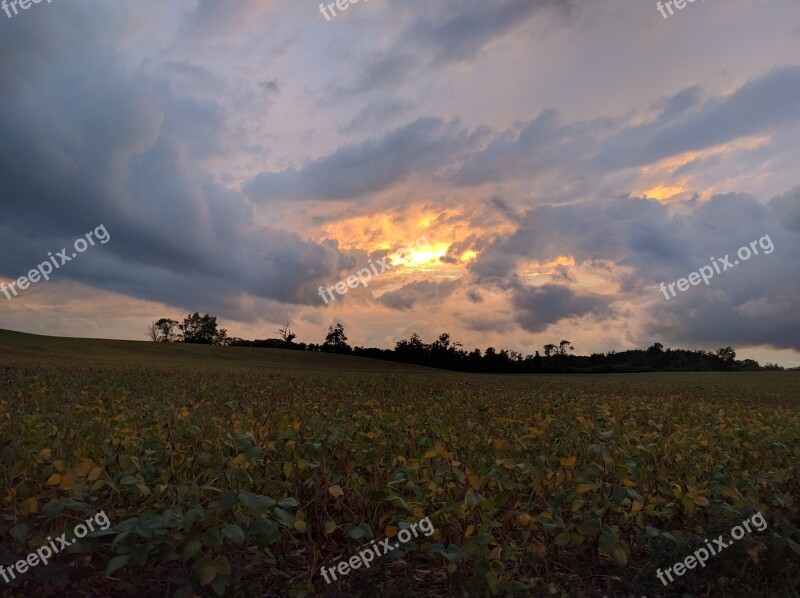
[180,313,228,345]
[154,318,180,342]
[716,346,736,370]
[558,340,574,356]
[322,323,351,353]
[278,320,296,345]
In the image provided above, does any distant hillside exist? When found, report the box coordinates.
[0,329,435,374]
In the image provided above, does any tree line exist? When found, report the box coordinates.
[147,315,785,373]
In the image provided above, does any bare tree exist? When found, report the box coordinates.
[277,320,296,344]
[146,321,159,342]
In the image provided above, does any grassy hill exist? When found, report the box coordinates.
[0,328,434,374]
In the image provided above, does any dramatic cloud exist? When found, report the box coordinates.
[246,117,477,201]
[0,0,797,364]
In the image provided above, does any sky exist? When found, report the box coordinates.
[1,0,799,366]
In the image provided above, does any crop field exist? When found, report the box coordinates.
[1,330,799,597]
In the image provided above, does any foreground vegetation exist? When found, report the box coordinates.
[1,330,799,596]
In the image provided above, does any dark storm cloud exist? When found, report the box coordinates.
[250,68,800,210]
[0,2,352,317]
[378,279,460,310]
[511,283,613,333]
[345,0,585,94]
[405,0,581,67]
[246,117,479,201]
[594,66,800,170]
[453,67,800,186]
[473,190,800,349]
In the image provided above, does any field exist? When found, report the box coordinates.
[1,329,799,597]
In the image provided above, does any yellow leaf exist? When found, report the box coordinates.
[294,520,307,533]
[283,462,292,477]
[58,475,75,490]
[576,484,593,494]
[422,448,438,459]
[447,562,457,573]
[22,497,39,514]
[623,479,637,487]
[324,521,337,535]
[570,532,585,545]
[517,514,531,527]
[328,485,344,499]
[560,457,576,468]
[385,525,398,537]
[631,500,643,512]
[230,453,247,468]
[694,496,709,507]
[198,565,217,586]
[54,460,66,473]
[47,473,61,486]
[292,420,301,431]
[87,466,102,481]
[465,524,475,537]
[613,545,628,566]
[75,459,94,477]
[487,546,501,561]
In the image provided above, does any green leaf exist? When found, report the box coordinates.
[788,539,800,557]
[239,493,276,510]
[554,533,571,546]
[347,526,366,539]
[626,488,644,503]
[612,545,628,566]
[106,554,131,575]
[9,523,28,544]
[222,524,245,545]
[278,497,298,508]
[579,518,602,535]
[181,539,201,563]
[213,555,232,576]
[600,526,617,551]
